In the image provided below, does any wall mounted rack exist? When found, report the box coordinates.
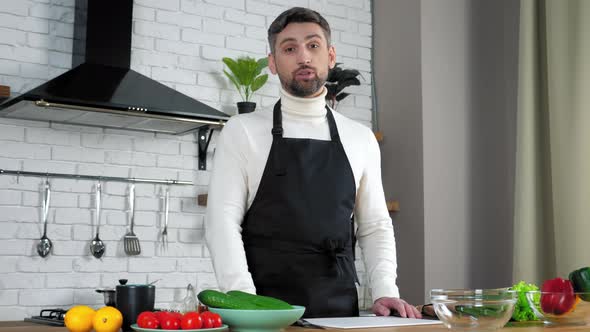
[0,169,193,185]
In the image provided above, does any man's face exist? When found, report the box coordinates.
[268,22,336,98]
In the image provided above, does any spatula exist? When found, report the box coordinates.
[123,183,141,255]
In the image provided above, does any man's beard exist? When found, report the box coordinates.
[279,66,327,97]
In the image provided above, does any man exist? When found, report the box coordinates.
[205,7,420,319]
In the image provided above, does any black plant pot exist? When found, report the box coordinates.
[237,101,256,114]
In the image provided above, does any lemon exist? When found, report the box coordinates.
[93,306,123,332]
[64,305,96,332]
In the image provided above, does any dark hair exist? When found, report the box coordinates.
[267,7,331,54]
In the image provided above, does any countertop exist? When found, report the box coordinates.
[2,320,590,332]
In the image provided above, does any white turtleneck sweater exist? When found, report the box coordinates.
[205,87,400,303]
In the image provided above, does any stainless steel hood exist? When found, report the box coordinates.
[0,0,229,135]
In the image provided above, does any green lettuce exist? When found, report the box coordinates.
[510,281,539,321]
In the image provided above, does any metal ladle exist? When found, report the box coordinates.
[36,180,52,257]
[90,182,105,258]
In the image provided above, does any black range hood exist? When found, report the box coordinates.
[0,0,228,135]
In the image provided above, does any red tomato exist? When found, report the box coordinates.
[209,313,222,328]
[200,311,214,329]
[155,310,172,322]
[160,316,180,330]
[137,311,156,319]
[170,311,183,321]
[200,311,222,328]
[137,315,159,329]
[137,311,157,326]
[180,312,202,330]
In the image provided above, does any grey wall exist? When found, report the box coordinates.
[373,0,424,305]
[374,0,519,303]
[462,0,519,289]
[421,0,474,297]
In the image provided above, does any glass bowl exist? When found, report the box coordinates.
[431,288,516,330]
[525,291,590,326]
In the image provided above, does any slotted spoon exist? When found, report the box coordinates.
[90,182,105,258]
[36,180,52,258]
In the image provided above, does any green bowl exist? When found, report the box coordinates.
[208,305,305,332]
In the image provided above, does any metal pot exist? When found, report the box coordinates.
[95,288,116,307]
[96,279,155,331]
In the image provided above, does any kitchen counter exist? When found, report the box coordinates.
[2,320,590,332]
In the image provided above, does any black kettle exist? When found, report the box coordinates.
[96,279,155,331]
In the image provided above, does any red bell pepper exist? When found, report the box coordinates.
[540,277,578,315]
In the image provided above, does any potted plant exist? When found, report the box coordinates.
[325,63,362,110]
[222,56,269,114]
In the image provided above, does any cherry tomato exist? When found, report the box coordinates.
[137,311,157,325]
[200,311,214,329]
[180,311,202,330]
[137,315,159,329]
[169,311,183,321]
[200,311,222,328]
[137,311,156,318]
[155,310,172,322]
[160,315,180,330]
[209,313,222,328]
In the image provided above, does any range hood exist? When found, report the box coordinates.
[0,0,229,135]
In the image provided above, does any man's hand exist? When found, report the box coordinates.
[372,297,422,319]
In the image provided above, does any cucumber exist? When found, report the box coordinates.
[227,290,293,310]
[197,289,261,309]
[455,305,506,318]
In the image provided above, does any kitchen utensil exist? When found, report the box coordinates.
[36,180,52,257]
[124,183,141,255]
[148,278,161,285]
[90,182,105,258]
[431,288,516,330]
[161,186,170,249]
[116,279,155,331]
[24,309,66,327]
[96,279,156,332]
[96,288,116,307]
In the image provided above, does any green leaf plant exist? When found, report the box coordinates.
[222,56,269,102]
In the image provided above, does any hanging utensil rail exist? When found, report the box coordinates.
[0,169,193,185]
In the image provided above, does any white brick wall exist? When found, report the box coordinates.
[0,0,373,319]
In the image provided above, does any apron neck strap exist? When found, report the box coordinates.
[272,100,284,137]
[272,99,340,142]
[325,106,340,142]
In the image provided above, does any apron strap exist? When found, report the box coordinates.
[271,99,342,176]
[272,101,286,176]
[324,239,360,285]
[325,106,341,142]
[244,235,359,284]
[272,100,341,141]
[272,100,284,137]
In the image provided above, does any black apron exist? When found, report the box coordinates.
[242,100,359,318]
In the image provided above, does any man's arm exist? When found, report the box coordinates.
[355,129,399,300]
[355,129,420,318]
[205,118,256,293]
